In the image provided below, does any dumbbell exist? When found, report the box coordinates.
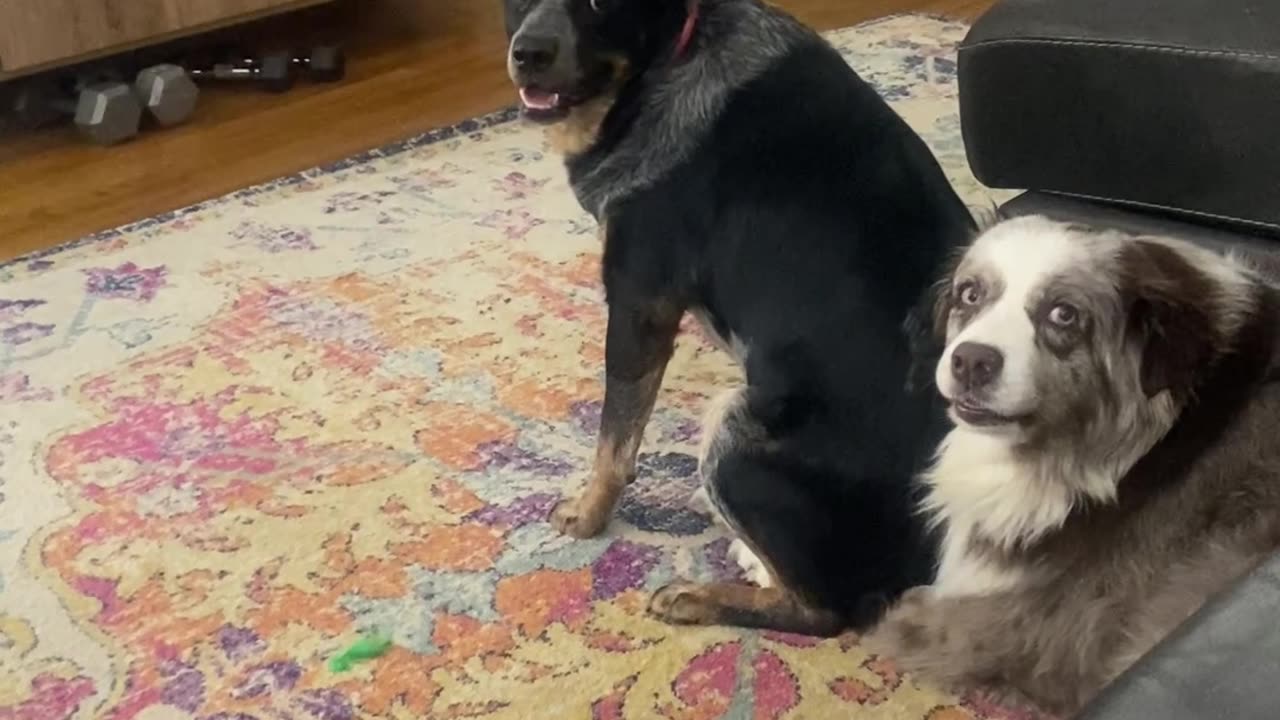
[187,45,346,91]
[188,52,296,93]
[246,46,346,83]
[10,79,141,145]
[134,64,199,126]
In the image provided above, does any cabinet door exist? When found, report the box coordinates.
[0,1,175,72]
[0,0,315,74]
[166,0,314,30]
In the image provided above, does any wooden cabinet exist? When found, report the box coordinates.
[0,0,332,78]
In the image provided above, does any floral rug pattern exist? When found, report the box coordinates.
[0,15,1022,720]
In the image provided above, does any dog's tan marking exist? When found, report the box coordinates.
[647,582,844,636]
[545,57,629,157]
[546,94,617,157]
[551,363,666,538]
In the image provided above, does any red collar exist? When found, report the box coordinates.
[673,0,700,60]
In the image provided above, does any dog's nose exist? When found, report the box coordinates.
[511,34,559,72]
[951,342,1003,390]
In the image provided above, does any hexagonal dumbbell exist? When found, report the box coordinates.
[134,64,199,126]
[10,78,142,145]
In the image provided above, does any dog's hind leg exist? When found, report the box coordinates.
[653,424,933,635]
[650,447,848,636]
[551,298,682,538]
[647,581,843,636]
[693,388,779,589]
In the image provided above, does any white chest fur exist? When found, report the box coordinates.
[924,428,1076,596]
[932,521,1025,597]
[924,429,1077,551]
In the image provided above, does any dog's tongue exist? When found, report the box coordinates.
[519,87,561,111]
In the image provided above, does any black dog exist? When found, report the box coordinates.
[503,0,975,634]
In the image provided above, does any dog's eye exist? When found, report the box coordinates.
[1048,303,1079,327]
[957,281,983,306]
[589,0,606,13]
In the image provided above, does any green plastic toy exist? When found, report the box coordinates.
[328,634,393,672]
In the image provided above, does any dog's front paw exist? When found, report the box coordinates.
[550,497,610,538]
[862,587,945,664]
[895,585,934,610]
[647,583,717,625]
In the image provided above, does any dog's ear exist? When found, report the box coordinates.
[929,274,956,341]
[903,252,963,392]
[1119,240,1223,399]
[928,247,969,341]
[970,201,1007,234]
[902,274,953,348]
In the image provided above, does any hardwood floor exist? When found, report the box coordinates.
[0,0,992,262]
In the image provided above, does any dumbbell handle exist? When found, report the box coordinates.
[188,64,294,93]
[48,97,80,115]
[240,55,304,66]
[190,65,260,81]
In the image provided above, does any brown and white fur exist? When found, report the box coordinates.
[864,216,1280,716]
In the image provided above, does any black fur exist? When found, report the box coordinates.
[504,0,975,631]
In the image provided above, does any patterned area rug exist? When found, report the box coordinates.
[0,15,1026,720]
